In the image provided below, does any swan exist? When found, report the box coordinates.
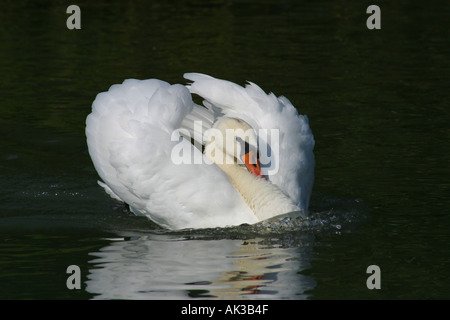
[86,73,315,230]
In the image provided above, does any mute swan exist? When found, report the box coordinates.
[86,73,315,229]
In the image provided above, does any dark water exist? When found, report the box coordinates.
[1,0,449,300]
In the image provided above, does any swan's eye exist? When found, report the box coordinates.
[236,136,259,165]
[244,141,250,155]
[236,137,250,156]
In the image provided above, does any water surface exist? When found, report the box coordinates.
[1,0,449,300]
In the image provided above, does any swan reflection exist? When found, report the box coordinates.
[86,233,316,299]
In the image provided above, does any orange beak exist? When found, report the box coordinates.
[241,150,265,178]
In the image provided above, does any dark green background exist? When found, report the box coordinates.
[0,0,449,299]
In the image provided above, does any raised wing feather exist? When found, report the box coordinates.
[184,73,315,210]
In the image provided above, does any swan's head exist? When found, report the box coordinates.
[204,117,264,178]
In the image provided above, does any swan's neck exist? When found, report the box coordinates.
[214,157,300,221]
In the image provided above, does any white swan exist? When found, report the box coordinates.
[86,73,315,229]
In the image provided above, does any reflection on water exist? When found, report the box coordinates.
[86,233,315,300]
[86,196,366,300]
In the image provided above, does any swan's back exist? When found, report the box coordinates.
[86,78,258,229]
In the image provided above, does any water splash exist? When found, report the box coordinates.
[147,195,370,243]
[105,193,369,241]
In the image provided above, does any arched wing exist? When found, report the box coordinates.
[184,73,315,210]
[86,78,256,229]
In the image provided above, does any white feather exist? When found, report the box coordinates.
[86,74,315,229]
[184,73,315,210]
